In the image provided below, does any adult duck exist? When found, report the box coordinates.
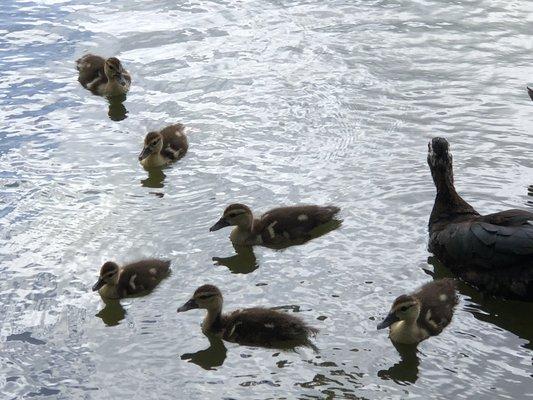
[427,137,533,301]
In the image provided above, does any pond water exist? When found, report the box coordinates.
[1,0,532,398]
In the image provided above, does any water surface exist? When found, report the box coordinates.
[1,0,533,398]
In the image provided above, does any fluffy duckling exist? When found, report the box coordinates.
[92,259,170,299]
[377,279,458,345]
[177,285,318,349]
[138,124,188,168]
[210,203,340,246]
[76,54,131,97]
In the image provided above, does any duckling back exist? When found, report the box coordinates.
[223,308,318,349]
[116,259,171,298]
[76,54,106,91]
[415,279,458,336]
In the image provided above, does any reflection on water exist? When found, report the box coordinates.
[107,96,128,121]
[212,244,258,274]
[378,343,420,385]
[181,333,227,370]
[95,298,126,327]
[141,168,166,189]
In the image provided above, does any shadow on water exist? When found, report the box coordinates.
[181,333,227,370]
[427,256,533,350]
[212,244,258,274]
[141,168,166,189]
[377,343,420,384]
[107,95,128,121]
[95,298,126,327]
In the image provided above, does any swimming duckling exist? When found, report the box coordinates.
[92,259,170,299]
[209,203,340,246]
[528,86,533,101]
[428,137,533,300]
[377,279,458,345]
[138,124,188,168]
[177,285,318,349]
[76,54,131,97]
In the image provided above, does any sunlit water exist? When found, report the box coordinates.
[1,0,533,398]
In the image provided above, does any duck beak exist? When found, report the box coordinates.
[177,298,198,313]
[117,72,127,87]
[92,277,105,292]
[209,217,230,232]
[377,312,399,330]
[138,146,152,161]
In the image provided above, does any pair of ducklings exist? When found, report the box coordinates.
[76,54,188,168]
[93,257,457,347]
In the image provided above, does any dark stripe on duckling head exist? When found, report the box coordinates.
[194,284,222,298]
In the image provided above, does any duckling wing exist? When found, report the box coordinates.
[160,124,188,159]
[76,54,106,89]
[119,260,170,295]
[257,206,340,241]
[224,308,316,346]
[415,279,458,336]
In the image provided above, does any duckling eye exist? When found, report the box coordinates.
[198,294,213,300]
[400,306,408,311]
[151,141,158,146]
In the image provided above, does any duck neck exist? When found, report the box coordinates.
[202,305,223,333]
[429,165,477,230]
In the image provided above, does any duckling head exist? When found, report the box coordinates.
[92,261,119,291]
[138,131,164,162]
[210,204,253,232]
[377,294,421,330]
[104,57,127,86]
[177,284,223,313]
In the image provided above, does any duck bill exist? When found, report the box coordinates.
[92,278,105,292]
[138,147,152,161]
[117,73,127,87]
[377,312,399,330]
[177,298,199,313]
[209,217,230,232]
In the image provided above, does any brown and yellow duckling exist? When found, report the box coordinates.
[177,285,318,349]
[210,203,340,246]
[76,54,131,97]
[138,124,188,168]
[377,279,458,345]
[92,259,170,299]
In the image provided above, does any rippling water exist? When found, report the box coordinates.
[1,0,533,398]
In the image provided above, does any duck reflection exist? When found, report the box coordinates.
[378,343,420,384]
[107,95,128,121]
[180,333,227,370]
[141,168,166,189]
[95,298,126,327]
[212,244,258,274]
[428,256,533,350]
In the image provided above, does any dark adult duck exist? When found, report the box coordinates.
[427,137,533,301]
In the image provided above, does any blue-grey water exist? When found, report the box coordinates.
[1,0,533,398]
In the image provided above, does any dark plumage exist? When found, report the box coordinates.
[76,54,131,97]
[177,285,318,350]
[92,259,170,299]
[209,203,341,246]
[377,279,458,344]
[139,124,188,168]
[527,86,533,101]
[427,137,533,300]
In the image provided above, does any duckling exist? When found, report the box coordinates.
[177,285,318,349]
[76,54,131,97]
[377,279,458,345]
[428,137,533,300]
[209,203,340,246]
[138,124,188,168]
[92,259,170,299]
[528,86,533,101]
